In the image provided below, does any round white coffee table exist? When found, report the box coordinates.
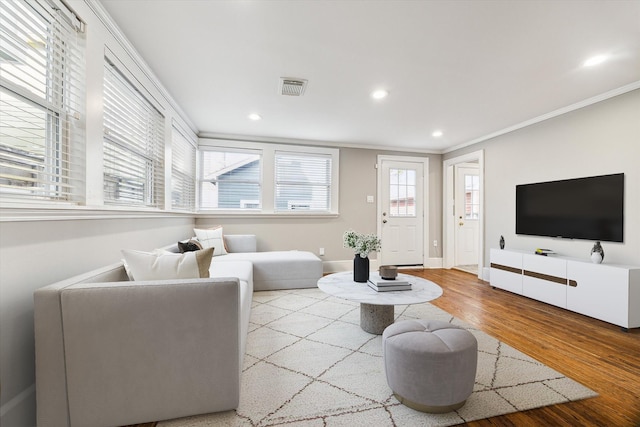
[318,271,443,334]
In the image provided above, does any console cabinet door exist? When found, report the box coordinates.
[490,249,523,294]
[523,254,567,308]
[566,261,629,327]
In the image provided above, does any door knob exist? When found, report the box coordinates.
[383,219,387,224]
[459,221,464,226]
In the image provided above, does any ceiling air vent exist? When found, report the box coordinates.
[279,78,307,96]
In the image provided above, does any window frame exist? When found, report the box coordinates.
[274,150,333,213]
[170,122,197,211]
[0,0,85,205]
[102,55,165,208]
[198,139,339,217]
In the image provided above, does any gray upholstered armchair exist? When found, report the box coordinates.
[34,262,245,427]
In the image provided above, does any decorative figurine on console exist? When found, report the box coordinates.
[590,241,604,264]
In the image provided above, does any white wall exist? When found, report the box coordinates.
[0,216,194,426]
[445,89,640,268]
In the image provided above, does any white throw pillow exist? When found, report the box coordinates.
[194,227,228,256]
[121,247,214,281]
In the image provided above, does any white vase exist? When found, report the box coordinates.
[590,251,603,264]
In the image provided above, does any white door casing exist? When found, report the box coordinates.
[377,156,428,266]
[454,164,480,266]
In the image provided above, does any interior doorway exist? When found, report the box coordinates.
[454,163,480,273]
[443,150,484,279]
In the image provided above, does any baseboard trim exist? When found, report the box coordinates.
[482,266,491,282]
[323,258,444,274]
[425,257,443,269]
[323,259,381,273]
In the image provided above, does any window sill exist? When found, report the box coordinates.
[196,210,339,219]
[0,200,339,222]
[0,202,195,222]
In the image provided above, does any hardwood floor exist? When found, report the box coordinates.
[406,268,640,427]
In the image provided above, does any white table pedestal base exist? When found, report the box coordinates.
[360,303,394,334]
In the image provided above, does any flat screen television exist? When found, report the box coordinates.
[515,173,624,242]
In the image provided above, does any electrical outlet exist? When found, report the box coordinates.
[433,240,438,247]
[319,247,325,256]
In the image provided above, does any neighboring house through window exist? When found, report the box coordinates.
[200,149,261,210]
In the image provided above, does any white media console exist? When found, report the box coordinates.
[490,248,640,331]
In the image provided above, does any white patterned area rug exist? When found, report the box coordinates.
[159,288,597,427]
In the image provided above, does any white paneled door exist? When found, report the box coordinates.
[379,159,424,266]
[454,164,480,266]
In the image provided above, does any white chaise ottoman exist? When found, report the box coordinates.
[212,250,322,291]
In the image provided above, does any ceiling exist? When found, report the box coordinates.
[98,0,640,153]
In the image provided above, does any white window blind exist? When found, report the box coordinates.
[0,0,85,201]
[103,60,164,207]
[171,123,196,210]
[199,149,261,210]
[275,151,332,211]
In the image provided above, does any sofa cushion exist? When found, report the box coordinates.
[122,248,213,281]
[194,227,228,255]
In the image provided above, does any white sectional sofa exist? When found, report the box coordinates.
[217,234,323,290]
[33,235,322,427]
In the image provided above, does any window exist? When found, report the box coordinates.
[171,123,197,210]
[464,174,480,219]
[389,168,416,217]
[0,0,85,202]
[103,59,164,207]
[198,140,339,214]
[275,151,332,212]
[199,149,261,210]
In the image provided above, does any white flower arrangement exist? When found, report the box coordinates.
[343,230,382,258]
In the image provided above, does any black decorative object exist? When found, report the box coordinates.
[353,255,370,282]
[590,241,604,264]
[499,235,505,250]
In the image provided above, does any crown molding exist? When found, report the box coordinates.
[444,81,640,154]
[198,132,442,155]
[85,0,198,133]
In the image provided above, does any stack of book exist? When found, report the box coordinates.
[367,273,412,292]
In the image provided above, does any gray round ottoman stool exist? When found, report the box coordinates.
[382,319,478,413]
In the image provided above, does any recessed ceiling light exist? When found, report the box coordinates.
[248,113,262,121]
[371,89,388,100]
[583,55,608,67]
[432,130,443,138]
